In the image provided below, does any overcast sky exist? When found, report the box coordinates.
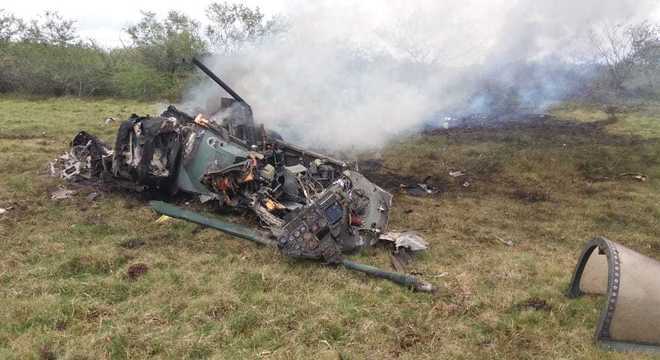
[5,0,660,48]
[3,0,287,47]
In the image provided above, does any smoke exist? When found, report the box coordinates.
[183,0,656,150]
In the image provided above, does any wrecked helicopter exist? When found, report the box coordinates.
[51,58,434,292]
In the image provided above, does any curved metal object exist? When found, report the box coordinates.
[567,237,660,352]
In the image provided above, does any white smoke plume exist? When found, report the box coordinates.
[183,0,657,150]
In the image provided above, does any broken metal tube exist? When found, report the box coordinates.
[192,57,248,105]
[341,259,435,293]
[150,200,276,246]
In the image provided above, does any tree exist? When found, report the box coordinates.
[589,23,635,94]
[628,22,660,92]
[383,11,442,66]
[0,9,25,42]
[0,11,111,96]
[21,11,78,46]
[629,22,660,64]
[126,10,207,74]
[589,21,660,98]
[205,2,283,53]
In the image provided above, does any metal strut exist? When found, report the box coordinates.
[150,201,435,292]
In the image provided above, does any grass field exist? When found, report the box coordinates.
[1,96,660,359]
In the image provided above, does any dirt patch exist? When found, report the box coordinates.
[127,263,149,281]
[85,306,113,323]
[206,301,236,321]
[357,165,448,196]
[357,158,385,173]
[356,167,419,193]
[54,320,66,331]
[424,113,647,147]
[511,189,550,203]
[120,238,145,249]
[398,330,421,350]
[0,200,29,220]
[515,297,553,312]
[39,345,56,360]
[0,133,51,140]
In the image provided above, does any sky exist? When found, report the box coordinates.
[5,0,660,48]
[2,0,287,47]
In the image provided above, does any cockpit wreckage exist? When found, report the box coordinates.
[51,58,434,292]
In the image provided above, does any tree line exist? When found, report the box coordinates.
[0,4,658,103]
[0,4,280,99]
[587,21,660,102]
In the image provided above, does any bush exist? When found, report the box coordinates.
[0,10,204,100]
[0,40,195,100]
[0,5,281,101]
[3,42,113,96]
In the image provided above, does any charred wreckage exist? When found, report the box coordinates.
[48,59,660,352]
[51,58,433,292]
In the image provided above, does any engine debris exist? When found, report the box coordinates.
[568,237,660,352]
[50,187,76,200]
[380,231,429,251]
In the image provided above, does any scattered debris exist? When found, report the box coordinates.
[617,173,648,182]
[399,176,441,197]
[494,235,514,247]
[449,170,465,177]
[515,297,552,312]
[380,231,429,251]
[86,192,100,201]
[155,215,174,224]
[585,173,649,183]
[49,131,112,181]
[400,183,438,196]
[104,117,116,125]
[127,263,149,281]
[50,187,76,200]
[50,57,435,293]
[258,350,274,358]
[0,207,8,215]
[462,181,471,188]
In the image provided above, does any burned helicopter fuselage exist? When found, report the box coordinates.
[51,58,438,292]
[65,59,393,263]
[167,102,392,259]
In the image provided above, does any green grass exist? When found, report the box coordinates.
[554,102,660,139]
[1,96,660,359]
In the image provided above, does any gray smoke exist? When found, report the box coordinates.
[183,0,656,150]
